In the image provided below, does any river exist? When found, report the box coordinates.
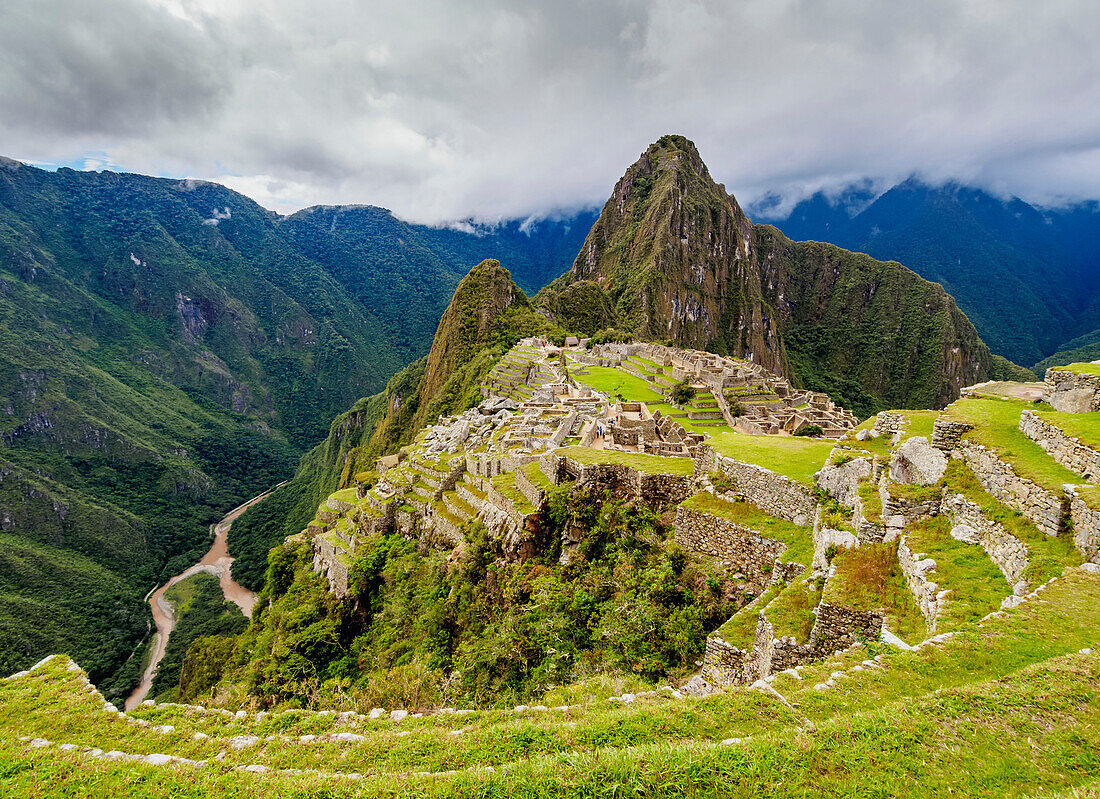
[124,483,285,711]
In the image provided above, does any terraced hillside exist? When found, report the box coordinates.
[5,348,1100,795]
[3,567,1098,797]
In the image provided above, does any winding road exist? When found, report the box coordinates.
[124,483,285,711]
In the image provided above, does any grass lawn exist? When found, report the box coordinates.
[767,578,823,643]
[680,491,811,563]
[713,584,778,648]
[1057,362,1100,376]
[1032,405,1100,453]
[568,365,664,402]
[489,472,536,514]
[946,396,1082,495]
[708,431,835,485]
[646,401,733,435]
[903,515,1010,631]
[4,570,1100,796]
[555,446,695,476]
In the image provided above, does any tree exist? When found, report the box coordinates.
[669,379,696,406]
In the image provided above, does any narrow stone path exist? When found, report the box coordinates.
[124,483,285,711]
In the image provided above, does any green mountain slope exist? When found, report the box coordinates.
[0,162,586,694]
[228,259,557,587]
[539,136,1028,415]
[753,180,1100,367]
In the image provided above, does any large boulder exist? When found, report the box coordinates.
[815,456,872,507]
[889,436,947,486]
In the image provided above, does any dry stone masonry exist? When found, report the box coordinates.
[958,441,1067,538]
[1045,366,1100,413]
[697,447,816,526]
[1019,410,1100,482]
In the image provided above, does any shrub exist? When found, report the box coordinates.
[670,379,696,406]
[794,424,824,437]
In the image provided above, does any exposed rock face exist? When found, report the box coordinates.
[815,457,873,507]
[889,437,948,486]
[542,135,1004,412]
[1045,367,1100,413]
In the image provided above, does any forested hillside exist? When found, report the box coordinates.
[0,160,589,695]
[753,179,1100,368]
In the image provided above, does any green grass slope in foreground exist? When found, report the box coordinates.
[1,567,1099,797]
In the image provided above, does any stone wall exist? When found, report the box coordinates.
[1066,486,1100,564]
[514,463,546,510]
[697,447,816,526]
[959,442,1067,537]
[897,536,944,630]
[312,536,350,599]
[1019,410,1100,481]
[543,453,695,507]
[1046,367,1100,413]
[932,418,973,452]
[809,601,884,655]
[880,480,942,541]
[941,491,1030,594]
[675,504,787,591]
[699,635,754,685]
[874,412,904,436]
[755,614,815,678]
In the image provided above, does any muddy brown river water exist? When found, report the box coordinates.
[124,484,285,710]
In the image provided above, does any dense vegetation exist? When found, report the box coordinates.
[228,486,737,709]
[754,179,1100,368]
[0,163,588,689]
[229,262,562,587]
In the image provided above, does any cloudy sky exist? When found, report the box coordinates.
[1,0,1098,223]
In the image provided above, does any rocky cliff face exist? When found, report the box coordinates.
[542,135,1008,414]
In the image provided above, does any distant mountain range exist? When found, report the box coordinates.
[0,159,592,695]
[537,136,1026,416]
[750,179,1100,369]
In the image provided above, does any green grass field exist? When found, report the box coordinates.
[946,396,1083,495]
[568,366,664,402]
[4,568,1100,797]
[1032,405,1100,453]
[708,431,835,485]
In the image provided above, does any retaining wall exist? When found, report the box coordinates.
[697,447,816,526]
[1019,410,1100,481]
[1066,486,1100,564]
[674,503,787,591]
[959,442,1067,537]
[941,491,1030,593]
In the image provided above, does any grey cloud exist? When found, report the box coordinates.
[1,0,1098,222]
[0,0,231,139]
